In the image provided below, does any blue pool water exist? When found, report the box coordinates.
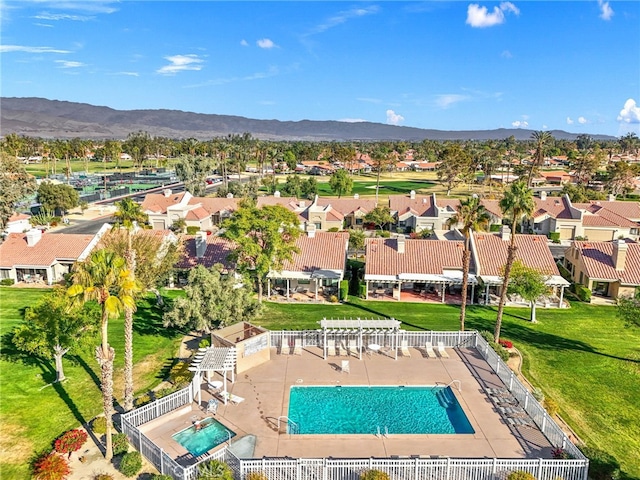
[172,417,236,456]
[288,386,474,435]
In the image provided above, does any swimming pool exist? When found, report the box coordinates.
[288,386,474,435]
[172,417,236,456]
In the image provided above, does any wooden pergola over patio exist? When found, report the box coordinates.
[188,347,237,405]
[319,317,401,360]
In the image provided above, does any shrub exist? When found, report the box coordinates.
[199,338,211,349]
[480,330,494,343]
[544,398,559,417]
[339,280,349,301]
[506,471,536,480]
[360,470,391,480]
[32,452,71,480]
[197,459,234,480]
[532,387,545,403]
[156,386,177,399]
[379,230,390,238]
[186,226,200,235]
[112,432,129,456]
[94,475,114,480]
[358,282,367,298]
[327,227,340,232]
[499,339,513,349]
[150,475,173,480]
[91,416,107,435]
[548,232,560,243]
[118,451,142,477]
[0,278,15,286]
[134,393,152,407]
[551,447,574,459]
[54,429,88,458]
[329,295,339,303]
[580,446,621,480]
[492,342,510,362]
[246,473,269,480]
[169,361,193,388]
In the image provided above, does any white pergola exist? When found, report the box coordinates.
[319,317,402,360]
[480,274,570,307]
[189,347,237,405]
[364,271,477,303]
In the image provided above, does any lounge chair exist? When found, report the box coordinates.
[280,340,291,355]
[425,342,437,358]
[437,342,450,358]
[327,339,336,356]
[400,340,411,357]
[206,398,218,414]
[507,417,534,428]
[218,391,245,405]
[341,360,350,374]
[293,338,302,355]
[498,406,526,417]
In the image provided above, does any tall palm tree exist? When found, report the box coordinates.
[493,181,535,342]
[113,198,148,412]
[68,249,139,461]
[527,131,552,187]
[447,196,490,331]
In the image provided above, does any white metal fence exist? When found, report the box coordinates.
[122,330,588,480]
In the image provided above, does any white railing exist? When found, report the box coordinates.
[475,334,586,460]
[122,386,192,427]
[238,457,588,480]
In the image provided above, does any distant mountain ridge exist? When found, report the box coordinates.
[0,97,616,142]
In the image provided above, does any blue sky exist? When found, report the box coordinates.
[1,1,639,138]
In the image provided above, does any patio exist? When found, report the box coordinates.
[139,343,554,463]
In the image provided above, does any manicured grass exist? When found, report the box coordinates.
[259,299,640,477]
[0,288,183,479]
[314,179,435,197]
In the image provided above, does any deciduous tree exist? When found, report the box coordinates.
[0,154,37,230]
[503,260,550,323]
[329,169,353,198]
[175,154,212,197]
[37,182,79,215]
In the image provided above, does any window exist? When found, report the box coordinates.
[631,228,639,235]
[579,272,584,284]
[314,222,322,230]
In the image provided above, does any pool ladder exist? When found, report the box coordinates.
[277,416,299,435]
[376,426,389,438]
[436,379,462,392]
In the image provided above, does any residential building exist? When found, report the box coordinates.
[564,239,640,300]
[3,212,31,234]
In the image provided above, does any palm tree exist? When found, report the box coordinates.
[447,196,490,331]
[67,249,140,461]
[527,131,552,187]
[493,181,535,342]
[113,198,148,412]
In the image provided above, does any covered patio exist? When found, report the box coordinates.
[319,317,402,360]
[364,271,477,303]
[188,347,237,405]
[480,275,570,308]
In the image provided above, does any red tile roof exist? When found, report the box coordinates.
[176,234,236,269]
[365,238,465,276]
[141,192,187,214]
[316,197,377,216]
[192,197,241,215]
[532,196,574,219]
[473,233,560,277]
[574,201,640,223]
[0,232,95,267]
[280,232,349,273]
[389,195,437,217]
[574,241,640,284]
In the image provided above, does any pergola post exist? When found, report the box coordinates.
[485,284,490,304]
[559,286,565,308]
[470,283,475,305]
[267,279,271,298]
[286,279,290,299]
[441,285,445,303]
[323,327,327,360]
[365,281,369,300]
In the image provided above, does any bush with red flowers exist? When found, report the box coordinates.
[32,452,71,480]
[551,447,575,459]
[499,339,513,349]
[54,429,88,458]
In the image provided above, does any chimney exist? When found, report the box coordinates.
[26,229,42,246]
[300,200,306,208]
[306,223,316,238]
[397,234,405,254]
[195,231,207,258]
[540,191,547,201]
[612,239,627,271]
[422,197,427,204]
[354,193,359,199]
[274,190,281,198]
[163,189,172,197]
[410,190,416,199]
[500,225,511,242]
[608,194,616,202]
[226,193,234,198]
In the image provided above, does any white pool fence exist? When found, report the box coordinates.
[121,329,588,480]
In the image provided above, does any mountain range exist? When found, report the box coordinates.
[0,97,616,142]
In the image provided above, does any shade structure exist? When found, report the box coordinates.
[318,317,401,361]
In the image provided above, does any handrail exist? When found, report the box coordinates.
[435,379,462,392]
[277,415,299,434]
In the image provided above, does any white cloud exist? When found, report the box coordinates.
[33,12,93,21]
[578,116,587,124]
[435,94,470,108]
[386,110,404,126]
[55,60,85,68]
[466,2,519,28]
[306,5,379,36]
[240,39,249,47]
[0,44,70,53]
[156,54,204,75]
[111,71,139,77]
[617,98,640,124]
[511,120,529,128]
[501,50,513,58]
[598,0,614,20]
[257,38,276,49]
[566,117,574,125]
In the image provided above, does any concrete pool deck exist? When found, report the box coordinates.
[140,346,553,465]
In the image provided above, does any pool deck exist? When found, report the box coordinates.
[140,346,553,465]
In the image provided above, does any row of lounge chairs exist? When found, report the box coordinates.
[279,339,452,358]
[280,338,303,355]
[485,386,535,428]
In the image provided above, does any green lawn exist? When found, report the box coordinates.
[259,299,640,477]
[314,179,436,197]
[0,288,183,479]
